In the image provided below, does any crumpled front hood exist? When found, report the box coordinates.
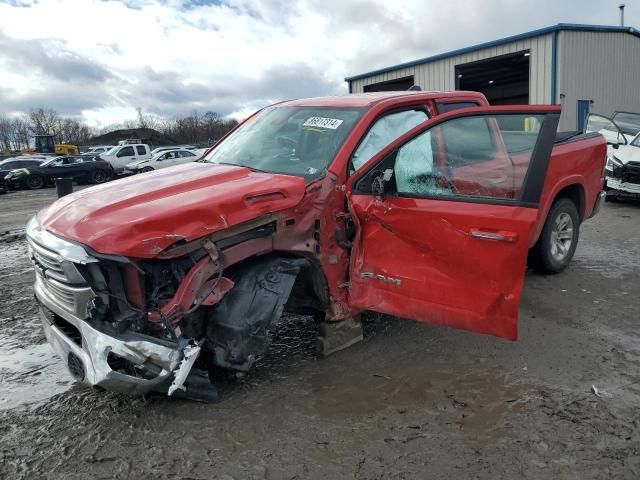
[613,144,640,165]
[37,163,306,258]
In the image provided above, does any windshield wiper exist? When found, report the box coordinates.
[214,161,270,174]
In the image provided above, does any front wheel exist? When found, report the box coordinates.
[140,166,154,173]
[528,198,580,274]
[91,169,110,184]
[26,175,44,190]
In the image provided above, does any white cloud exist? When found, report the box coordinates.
[0,0,636,127]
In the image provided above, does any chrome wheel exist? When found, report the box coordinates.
[550,212,574,262]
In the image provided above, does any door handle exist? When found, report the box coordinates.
[469,228,518,243]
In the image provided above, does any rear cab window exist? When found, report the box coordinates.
[436,101,481,113]
[136,146,147,155]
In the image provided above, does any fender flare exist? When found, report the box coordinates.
[530,175,586,247]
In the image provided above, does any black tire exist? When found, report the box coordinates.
[26,175,44,190]
[91,169,109,184]
[141,166,154,173]
[528,198,580,274]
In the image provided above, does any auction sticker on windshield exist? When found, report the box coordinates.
[303,117,344,129]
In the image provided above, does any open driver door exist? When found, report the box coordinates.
[346,106,561,340]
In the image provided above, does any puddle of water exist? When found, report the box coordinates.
[0,333,72,410]
[301,361,534,444]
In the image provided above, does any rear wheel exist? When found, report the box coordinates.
[528,198,580,274]
[26,175,44,190]
[91,169,109,184]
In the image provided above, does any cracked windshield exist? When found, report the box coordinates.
[205,107,363,180]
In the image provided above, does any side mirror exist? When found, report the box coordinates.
[371,168,394,200]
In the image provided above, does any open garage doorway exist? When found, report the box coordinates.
[363,75,415,92]
[456,51,530,105]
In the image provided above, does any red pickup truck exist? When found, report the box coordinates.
[27,91,606,401]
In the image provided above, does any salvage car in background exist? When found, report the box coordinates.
[98,143,151,174]
[5,155,113,189]
[26,91,607,402]
[612,111,640,142]
[85,146,116,155]
[0,158,45,183]
[585,113,640,201]
[125,148,200,173]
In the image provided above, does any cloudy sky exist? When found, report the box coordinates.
[0,0,637,126]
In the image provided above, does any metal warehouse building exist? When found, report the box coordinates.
[345,24,640,131]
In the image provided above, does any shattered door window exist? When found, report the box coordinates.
[395,131,447,195]
[394,114,545,201]
[351,109,428,172]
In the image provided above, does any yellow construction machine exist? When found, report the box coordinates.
[32,135,79,155]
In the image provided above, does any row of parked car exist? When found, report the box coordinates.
[0,144,208,193]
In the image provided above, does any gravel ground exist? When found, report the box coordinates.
[0,187,639,479]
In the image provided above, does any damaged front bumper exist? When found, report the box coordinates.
[38,300,182,395]
[27,216,184,395]
[606,161,640,197]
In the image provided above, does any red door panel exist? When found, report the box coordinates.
[348,196,537,339]
[346,106,561,340]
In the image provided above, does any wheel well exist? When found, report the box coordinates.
[554,184,584,220]
[226,252,329,316]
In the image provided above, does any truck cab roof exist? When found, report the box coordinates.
[280,91,488,108]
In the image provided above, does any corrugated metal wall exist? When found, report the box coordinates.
[349,34,553,105]
[557,31,640,131]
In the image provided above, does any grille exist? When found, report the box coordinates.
[67,352,86,380]
[53,315,82,346]
[28,239,69,282]
[44,277,77,309]
[28,237,96,319]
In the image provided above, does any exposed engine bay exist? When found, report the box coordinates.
[29,214,337,402]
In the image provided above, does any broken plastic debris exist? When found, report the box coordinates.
[168,344,202,396]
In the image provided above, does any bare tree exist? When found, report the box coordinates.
[27,107,60,140]
[2,106,237,151]
[136,107,148,129]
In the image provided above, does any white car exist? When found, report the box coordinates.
[149,146,182,156]
[99,144,151,174]
[86,146,116,155]
[585,113,640,201]
[125,148,199,173]
[603,132,640,201]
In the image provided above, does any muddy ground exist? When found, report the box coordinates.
[0,187,639,479]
